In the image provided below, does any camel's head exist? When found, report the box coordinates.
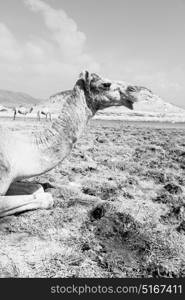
[76,71,153,113]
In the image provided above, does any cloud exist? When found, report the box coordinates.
[0,0,100,98]
[24,0,86,58]
[0,23,22,61]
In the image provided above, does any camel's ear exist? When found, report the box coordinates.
[79,70,91,83]
[78,70,92,91]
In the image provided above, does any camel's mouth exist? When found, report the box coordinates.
[120,96,134,110]
[118,89,134,110]
[125,99,133,110]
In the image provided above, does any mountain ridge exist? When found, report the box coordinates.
[0,89,42,107]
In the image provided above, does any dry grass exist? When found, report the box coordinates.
[1,118,185,277]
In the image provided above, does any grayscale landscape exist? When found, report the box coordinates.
[0,0,185,279]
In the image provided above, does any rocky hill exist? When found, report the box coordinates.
[0,89,41,108]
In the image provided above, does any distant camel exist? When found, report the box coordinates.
[13,106,33,120]
[0,105,8,112]
[0,71,153,217]
[37,107,51,121]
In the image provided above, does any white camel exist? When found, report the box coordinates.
[13,106,33,120]
[37,107,51,121]
[0,71,153,217]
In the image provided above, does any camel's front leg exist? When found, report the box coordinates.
[37,111,41,121]
[13,110,16,120]
[0,182,53,218]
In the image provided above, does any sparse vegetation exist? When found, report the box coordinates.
[1,118,185,277]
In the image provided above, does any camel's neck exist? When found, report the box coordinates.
[35,86,93,171]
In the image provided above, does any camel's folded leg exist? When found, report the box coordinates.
[0,182,54,218]
[0,193,53,218]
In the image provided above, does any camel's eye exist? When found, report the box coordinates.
[102,82,111,89]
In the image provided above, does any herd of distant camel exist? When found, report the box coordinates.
[0,104,52,121]
[13,106,52,121]
[0,71,153,217]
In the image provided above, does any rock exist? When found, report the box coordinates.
[164,183,182,194]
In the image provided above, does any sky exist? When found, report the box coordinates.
[0,0,185,107]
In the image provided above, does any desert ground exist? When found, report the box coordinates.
[1,117,185,278]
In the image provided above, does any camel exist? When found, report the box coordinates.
[0,71,153,217]
[37,107,52,121]
[13,106,33,120]
[0,105,8,113]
